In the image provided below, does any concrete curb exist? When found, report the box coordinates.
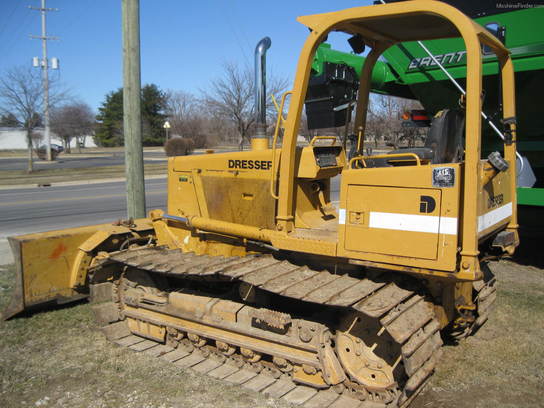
[0,239,13,266]
[0,174,167,191]
[0,154,114,160]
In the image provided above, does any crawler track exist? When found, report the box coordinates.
[448,262,497,340]
[90,247,444,407]
[472,264,497,329]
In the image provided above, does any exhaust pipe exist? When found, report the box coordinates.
[252,37,271,151]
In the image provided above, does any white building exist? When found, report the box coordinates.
[0,127,96,149]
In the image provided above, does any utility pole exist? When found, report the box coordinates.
[30,0,58,162]
[122,0,146,219]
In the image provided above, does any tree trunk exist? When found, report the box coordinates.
[64,137,71,154]
[26,129,33,173]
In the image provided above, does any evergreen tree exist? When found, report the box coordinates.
[94,84,167,147]
[0,112,20,127]
[95,89,124,147]
[141,84,167,145]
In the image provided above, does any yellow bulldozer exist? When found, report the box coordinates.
[3,1,519,407]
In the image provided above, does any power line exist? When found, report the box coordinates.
[2,8,33,60]
[221,2,251,68]
[0,1,20,38]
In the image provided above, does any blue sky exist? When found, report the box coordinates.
[0,0,373,112]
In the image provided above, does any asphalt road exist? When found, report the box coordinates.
[0,178,167,237]
[0,178,167,264]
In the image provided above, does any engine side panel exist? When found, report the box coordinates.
[168,150,279,229]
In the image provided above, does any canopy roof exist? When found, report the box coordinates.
[297,0,507,53]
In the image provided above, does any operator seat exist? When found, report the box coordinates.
[364,109,465,167]
[391,109,465,164]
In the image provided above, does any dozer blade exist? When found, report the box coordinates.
[2,220,154,320]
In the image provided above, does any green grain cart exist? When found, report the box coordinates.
[308,0,544,207]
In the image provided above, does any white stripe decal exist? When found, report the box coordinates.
[478,202,512,233]
[369,212,457,235]
[438,217,458,235]
[338,208,346,225]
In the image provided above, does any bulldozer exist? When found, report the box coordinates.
[3,1,519,407]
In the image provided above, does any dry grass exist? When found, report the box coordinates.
[414,260,544,408]
[0,261,542,408]
[0,147,165,158]
[0,149,28,157]
[0,163,167,186]
[0,264,289,408]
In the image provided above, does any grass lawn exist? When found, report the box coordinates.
[0,260,542,408]
[0,163,167,186]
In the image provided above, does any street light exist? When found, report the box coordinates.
[163,120,171,142]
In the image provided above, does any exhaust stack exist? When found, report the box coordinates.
[252,37,271,151]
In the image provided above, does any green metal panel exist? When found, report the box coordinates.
[517,188,544,207]
[383,8,544,82]
[311,5,544,206]
[311,43,393,90]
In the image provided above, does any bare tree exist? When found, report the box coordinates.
[205,110,237,146]
[366,94,422,149]
[50,102,95,153]
[0,67,42,172]
[202,63,288,150]
[165,90,194,121]
[165,90,208,148]
[0,66,68,172]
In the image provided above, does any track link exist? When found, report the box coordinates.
[448,262,497,340]
[472,263,497,329]
[90,247,444,407]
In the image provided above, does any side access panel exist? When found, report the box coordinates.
[343,186,442,260]
[338,164,461,271]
